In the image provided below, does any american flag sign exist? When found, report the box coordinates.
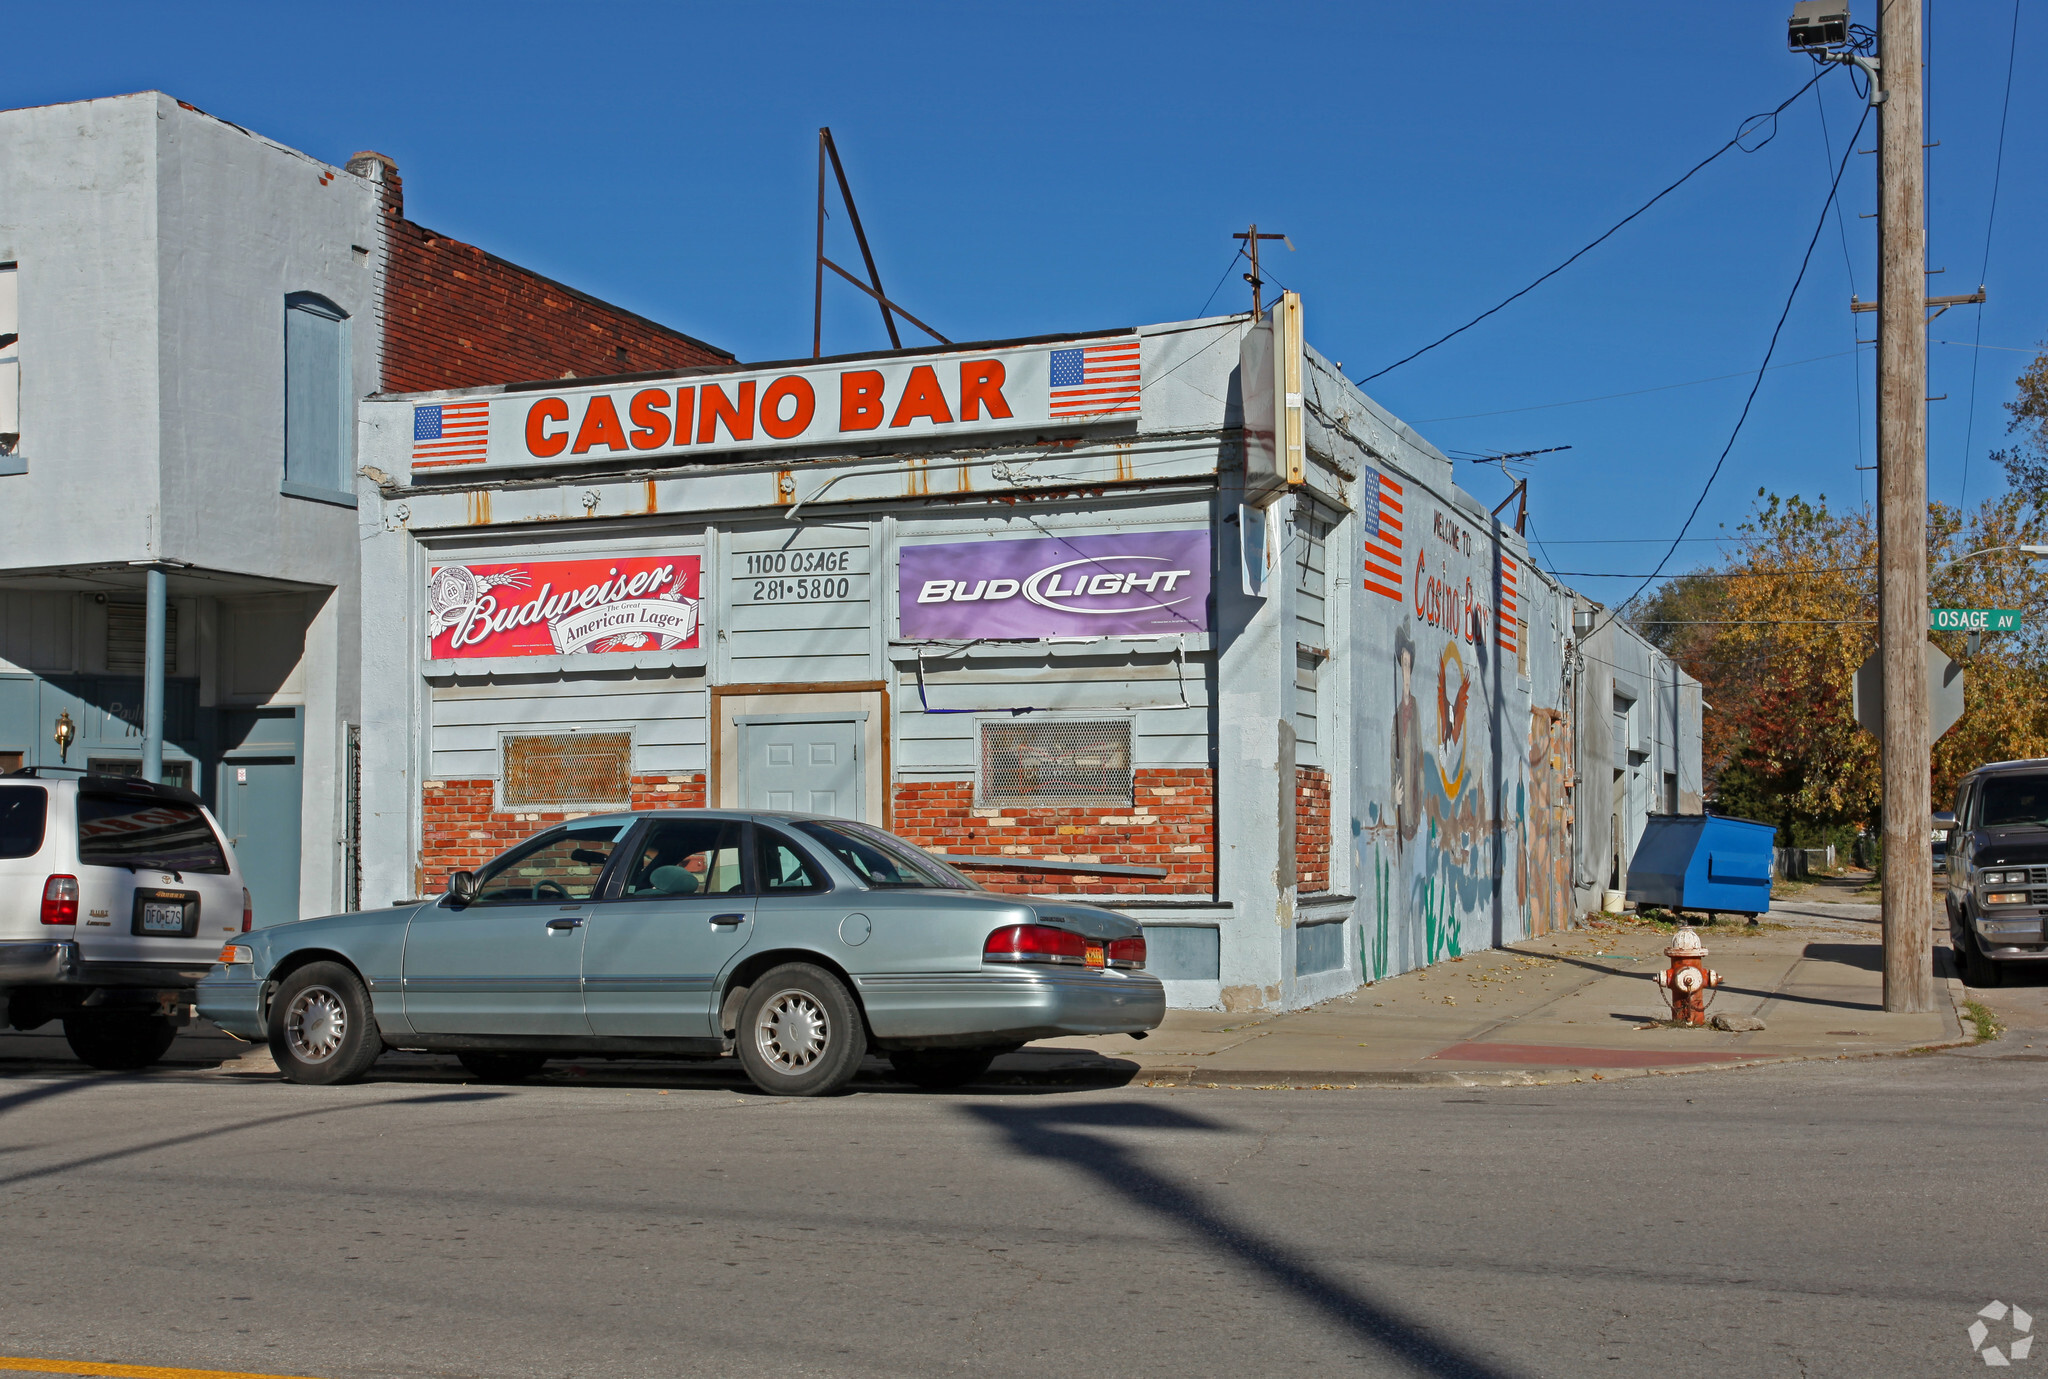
[412,400,490,469]
[1359,467,1406,601]
[1497,554,1520,653]
[1048,340,1141,418]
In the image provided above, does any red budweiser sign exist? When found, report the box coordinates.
[425,555,702,659]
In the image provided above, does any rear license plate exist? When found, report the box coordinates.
[1085,942,1106,969]
[131,889,199,937]
[140,901,186,933]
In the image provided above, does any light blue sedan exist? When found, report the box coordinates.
[198,811,1165,1095]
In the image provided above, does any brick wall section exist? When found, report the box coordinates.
[1295,765,1331,894]
[891,768,1215,897]
[416,774,706,893]
[351,154,733,394]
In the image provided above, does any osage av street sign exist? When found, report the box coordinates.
[1931,608,2022,632]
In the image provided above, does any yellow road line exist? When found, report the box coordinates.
[0,1358,328,1379]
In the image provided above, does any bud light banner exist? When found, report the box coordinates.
[898,530,1210,639]
[426,554,702,659]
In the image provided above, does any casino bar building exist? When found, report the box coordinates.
[355,303,1702,1012]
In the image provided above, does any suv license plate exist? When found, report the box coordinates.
[140,901,187,934]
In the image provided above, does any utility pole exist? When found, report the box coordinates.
[1875,0,1936,1012]
[1233,225,1291,317]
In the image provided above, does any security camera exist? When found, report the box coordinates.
[1788,0,1849,51]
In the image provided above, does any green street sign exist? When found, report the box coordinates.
[1931,608,2022,633]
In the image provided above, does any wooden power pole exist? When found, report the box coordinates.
[1877,0,1936,1013]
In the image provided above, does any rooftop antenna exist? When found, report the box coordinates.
[813,128,949,358]
[1233,224,1292,316]
[1455,444,1572,536]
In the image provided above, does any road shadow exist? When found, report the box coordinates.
[962,1101,1523,1379]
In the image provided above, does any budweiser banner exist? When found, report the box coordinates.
[898,530,1210,640]
[426,555,702,659]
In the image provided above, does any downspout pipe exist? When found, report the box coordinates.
[140,564,167,784]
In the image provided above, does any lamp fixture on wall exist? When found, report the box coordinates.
[53,712,75,764]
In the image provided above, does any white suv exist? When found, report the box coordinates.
[0,770,250,1069]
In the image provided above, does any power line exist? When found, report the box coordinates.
[1412,347,1863,423]
[1555,564,1873,578]
[1195,247,1246,319]
[1958,0,2022,509]
[1355,67,1834,385]
[1593,98,1874,636]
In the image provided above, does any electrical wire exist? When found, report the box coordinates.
[1355,67,1835,385]
[1590,98,1874,640]
[1411,348,1865,423]
[1195,247,1247,319]
[1957,0,2022,509]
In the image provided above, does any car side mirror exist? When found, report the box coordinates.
[1932,811,1957,831]
[446,870,479,906]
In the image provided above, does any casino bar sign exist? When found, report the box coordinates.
[407,336,1143,475]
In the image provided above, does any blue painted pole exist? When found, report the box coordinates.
[141,565,166,783]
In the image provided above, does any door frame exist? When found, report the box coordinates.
[710,681,890,828]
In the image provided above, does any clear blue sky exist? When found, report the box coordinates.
[12,2,2041,600]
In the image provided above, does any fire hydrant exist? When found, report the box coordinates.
[1653,926,1723,1025]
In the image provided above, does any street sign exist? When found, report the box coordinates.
[1853,641,1965,741]
[1931,608,2021,633]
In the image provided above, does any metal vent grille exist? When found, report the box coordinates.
[979,719,1133,808]
[106,600,178,676]
[503,731,631,808]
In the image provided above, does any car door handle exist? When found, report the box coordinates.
[547,917,584,931]
[709,913,746,927]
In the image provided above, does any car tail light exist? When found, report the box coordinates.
[984,923,1089,965]
[241,887,253,932]
[40,875,79,926]
[1107,935,1147,969]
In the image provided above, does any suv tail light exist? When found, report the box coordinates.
[40,875,79,926]
[984,923,1089,965]
[241,887,253,933]
[1106,935,1147,968]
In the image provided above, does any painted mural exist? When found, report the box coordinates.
[1354,479,1575,983]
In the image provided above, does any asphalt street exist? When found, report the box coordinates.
[0,1044,2042,1379]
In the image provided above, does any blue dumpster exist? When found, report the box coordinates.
[1626,813,1776,917]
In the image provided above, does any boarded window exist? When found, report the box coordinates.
[106,600,178,675]
[1516,619,1529,678]
[284,293,350,497]
[502,732,631,808]
[979,719,1132,808]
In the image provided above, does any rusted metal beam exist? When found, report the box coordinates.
[820,127,900,349]
[821,257,950,344]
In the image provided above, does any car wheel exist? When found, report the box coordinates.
[61,1010,178,1071]
[734,963,867,1097]
[456,1051,550,1082]
[887,1047,1001,1090]
[268,961,384,1085]
[1958,934,2005,988]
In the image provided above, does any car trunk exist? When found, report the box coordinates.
[68,787,243,966]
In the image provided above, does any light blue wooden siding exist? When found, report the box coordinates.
[283,294,349,496]
[1291,502,1332,768]
[0,591,74,672]
[724,523,876,684]
[894,658,1211,780]
[429,676,707,780]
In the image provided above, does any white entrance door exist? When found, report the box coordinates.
[738,715,864,820]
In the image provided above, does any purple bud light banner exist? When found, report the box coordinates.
[898,530,1211,639]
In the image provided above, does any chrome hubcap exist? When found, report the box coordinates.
[755,989,829,1074]
[285,985,347,1063]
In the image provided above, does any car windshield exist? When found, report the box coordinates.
[793,820,977,890]
[471,821,631,903]
[1979,775,2048,829]
[75,791,229,872]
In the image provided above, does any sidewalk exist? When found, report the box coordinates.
[1010,897,1973,1087]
